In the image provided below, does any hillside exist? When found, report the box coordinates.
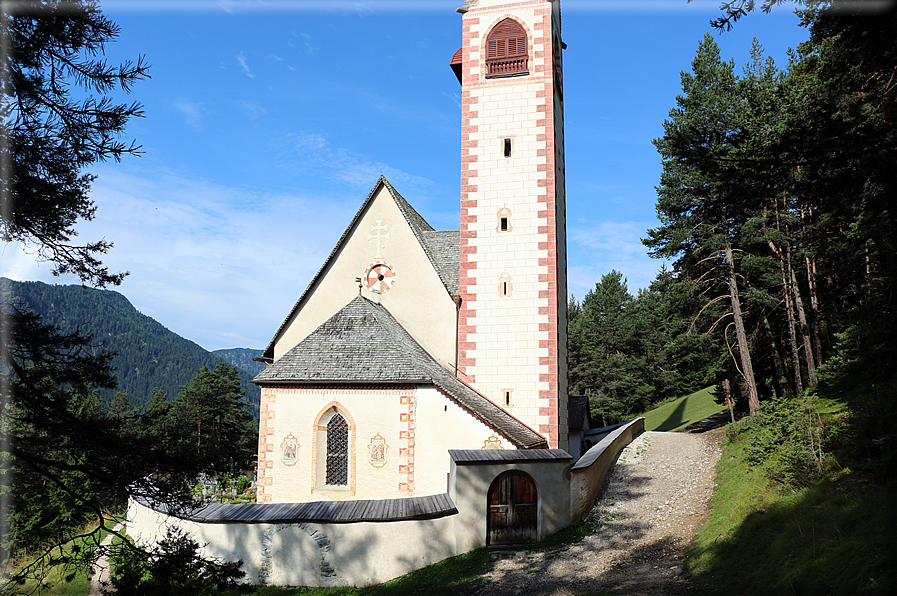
[213,347,266,378]
[1,278,260,415]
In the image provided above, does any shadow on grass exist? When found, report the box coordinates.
[687,474,896,595]
[654,395,689,431]
[681,411,730,434]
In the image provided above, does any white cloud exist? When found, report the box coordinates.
[283,132,436,195]
[11,164,355,351]
[239,101,267,118]
[568,221,671,298]
[236,52,254,78]
[175,101,205,128]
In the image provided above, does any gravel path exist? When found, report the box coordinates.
[469,430,722,596]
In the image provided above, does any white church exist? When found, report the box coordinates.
[129,0,644,586]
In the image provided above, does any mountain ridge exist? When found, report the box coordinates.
[1,277,261,416]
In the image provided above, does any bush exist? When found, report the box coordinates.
[107,527,245,595]
[726,394,846,488]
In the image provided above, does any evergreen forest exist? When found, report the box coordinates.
[571,9,897,476]
[0,277,261,414]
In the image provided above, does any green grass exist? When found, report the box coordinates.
[640,385,726,431]
[220,547,492,596]
[6,515,124,595]
[686,407,896,594]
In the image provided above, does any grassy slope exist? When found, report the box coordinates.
[8,517,123,595]
[640,385,726,431]
[687,400,896,594]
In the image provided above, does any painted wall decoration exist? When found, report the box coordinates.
[365,261,396,294]
[368,433,388,468]
[281,434,299,466]
[482,435,504,450]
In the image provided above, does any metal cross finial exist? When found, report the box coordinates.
[368,219,389,259]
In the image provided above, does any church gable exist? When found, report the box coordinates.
[264,177,459,368]
[255,295,546,450]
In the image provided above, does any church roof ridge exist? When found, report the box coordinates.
[255,295,547,449]
[262,176,458,359]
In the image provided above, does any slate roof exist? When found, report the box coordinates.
[262,176,458,359]
[138,493,457,524]
[254,295,547,449]
[449,449,572,465]
[420,229,460,298]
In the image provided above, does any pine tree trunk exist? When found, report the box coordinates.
[789,260,818,387]
[769,239,803,394]
[762,316,792,397]
[800,203,824,366]
[724,245,760,415]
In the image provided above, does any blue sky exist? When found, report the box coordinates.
[1,0,809,351]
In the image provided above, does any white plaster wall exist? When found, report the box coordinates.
[128,499,462,588]
[413,385,518,495]
[260,385,518,503]
[261,387,414,503]
[449,458,571,553]
[570,419,645,522]
[273,184,457,370]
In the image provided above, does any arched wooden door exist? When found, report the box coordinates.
[487,470,538,546]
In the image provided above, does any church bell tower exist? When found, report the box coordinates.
[452,0,568,450]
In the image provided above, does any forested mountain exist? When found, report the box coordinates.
[1,278,260,414]
[213,348,266,378]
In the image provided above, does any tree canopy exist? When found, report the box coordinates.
[0,0,246,583]
[642,1,896,472]
[1,0,148,287]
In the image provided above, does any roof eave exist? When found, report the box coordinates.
[253,378,432,387]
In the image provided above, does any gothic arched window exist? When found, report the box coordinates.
[325,413,349,486]
[485,18,528,78]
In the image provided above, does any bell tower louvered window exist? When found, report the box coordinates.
[325,413,349,486]
[485,18,528,78]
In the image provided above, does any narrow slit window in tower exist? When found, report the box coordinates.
[503,138,512,157]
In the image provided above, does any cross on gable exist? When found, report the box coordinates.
[369,219,389,259]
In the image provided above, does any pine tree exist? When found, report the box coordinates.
[169,364,256,475]
[1,0,148,286]
[569,271,653,424]
[646,34,762,414]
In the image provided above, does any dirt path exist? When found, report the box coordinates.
[89,522,123,596]
[469,430,722,596]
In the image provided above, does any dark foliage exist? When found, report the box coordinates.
[568,269,721,425]
[1,0,149,287]
[0,308,210,577]
[646,1,897,475]
[107,527,245,596]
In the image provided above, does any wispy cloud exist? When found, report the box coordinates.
[283,132,436,195]
[175,101,205,128]
[288,31,319,54]
[2,164,355,351]
[568,221,671,298]
[239,101,267,118]
[236,51,254,78]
